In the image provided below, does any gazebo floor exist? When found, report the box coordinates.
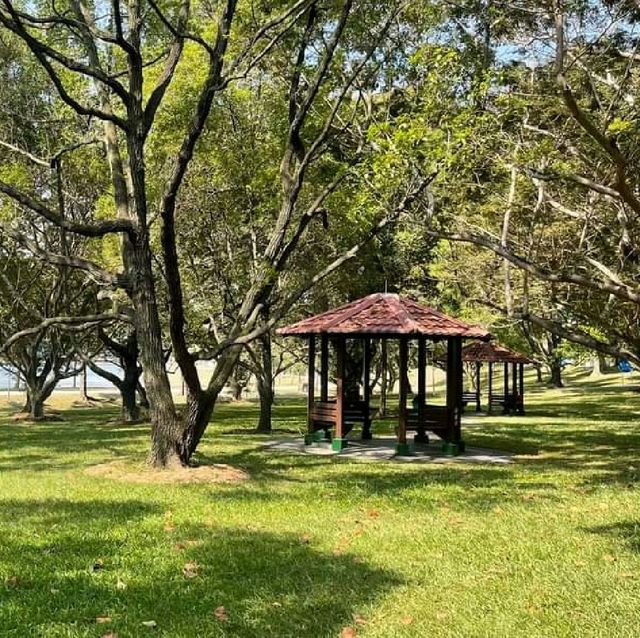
[261,436,512,464]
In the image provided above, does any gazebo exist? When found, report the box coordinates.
[460,342,535,415]
[277,293,490,456]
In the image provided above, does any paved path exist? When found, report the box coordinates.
[262,436,513,465]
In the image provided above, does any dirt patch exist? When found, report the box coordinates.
[11,412,64,422]
[85,460,249,484]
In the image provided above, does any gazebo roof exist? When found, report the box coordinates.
[461,341,534,364]
[277,293,491,340]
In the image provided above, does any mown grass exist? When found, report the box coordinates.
[1,374,640,637]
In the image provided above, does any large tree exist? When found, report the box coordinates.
[0,0,431,466]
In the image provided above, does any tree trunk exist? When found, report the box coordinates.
[27,392,45,419]
[255,332,274,433]
[549,360,563,388]
[80,365,89,401]
[256,378,273,434]
[23,378,56,419]
[131,242,184,467]
[591,353,607,376]
[121,378,140,422]
[229,374,243,401]
[535,364,543,383]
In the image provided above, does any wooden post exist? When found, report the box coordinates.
[332,337,347,451]
[416,337,428,444]
[475,361,481,412]
[512,362,518,395]
[519,362,525,414]
[362,337,372,440]
[305,336,316,444]
[488,361,493,415]
[503,362,509,414]
[446,336,463,453]
[320,334,329,402]
[396,338,410,455]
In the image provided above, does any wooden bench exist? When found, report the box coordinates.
[407,404,453,441]
[309,399,375,438]
[489,393,523,414]
[462,391,480,412]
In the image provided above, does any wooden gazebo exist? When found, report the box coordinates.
[460,342,534,415]
[277,293,490,456]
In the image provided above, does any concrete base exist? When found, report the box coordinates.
[395,442,413,456]
[331,437,348,452]
[442,441,465,456]
[263,436,513,465]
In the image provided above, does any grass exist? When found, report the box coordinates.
[1,374,640,637]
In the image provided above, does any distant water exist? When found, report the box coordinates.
[0,362,122,391]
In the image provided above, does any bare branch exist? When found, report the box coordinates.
[0,181,137,238]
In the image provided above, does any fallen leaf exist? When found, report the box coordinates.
[50,587,59,595]
[116,578,127,591]
[603,554,617,563]
[96,616,112,624]
[141,620,157,628]
[92,559,105,572]
[5,576,20,588]
[164,523,176,533]
[173,543,187,552]
[214,606,229,621]
[352,613,367,626]
[400,616,414,625]
[101,633,119,638]
[435,611,448,621]
[300,533,311,545]
[182,561,200,578]
[341,627,357,638]
[271,601,282,607]
[366,509,380,519]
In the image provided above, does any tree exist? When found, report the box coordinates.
[0,0,431,466]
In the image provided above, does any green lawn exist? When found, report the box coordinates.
[1,375,640,637]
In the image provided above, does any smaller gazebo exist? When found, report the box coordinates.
[277,293,490,456]
[461,342,535,415]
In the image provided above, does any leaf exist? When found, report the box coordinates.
[116,578,127,591]
[366,509,380,519]
[96,616,112,624]
[101,633,119,638]
[92,559,105,572]
[5,575,20,588]
[182,561,200,578]
[352,613,367,626]
[341,627,357,638]
[400,616,414,625]
[214,606,229,621]
[141,620,157,628]
[299,533,311,545]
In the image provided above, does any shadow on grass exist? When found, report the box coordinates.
[586,521,640,553]
[0,498,400,637]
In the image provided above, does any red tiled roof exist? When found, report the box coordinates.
[277,293,491,340]
[461,341,534,364]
